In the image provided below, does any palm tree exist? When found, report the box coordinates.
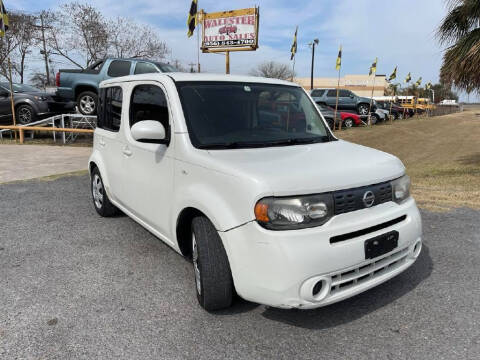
[437,0,480,91]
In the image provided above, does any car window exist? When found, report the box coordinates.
[97,86,122,132]
[134,62,160,75]
[129,84,169,136]
[339,90,351,97]
[107,60,131,77]
[326,90,337,97]
[177,82,330,149]
[311,89,325,97]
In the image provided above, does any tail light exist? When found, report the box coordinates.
[55,72,60,87]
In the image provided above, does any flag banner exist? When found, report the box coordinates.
[405,72,412,83]
[369,57,377,76]
[415,77,422,86]
[187,0,198,38]
[290,26,298,60]
[0,0,9,37]
[426,82,432,90]
[388,66,397,81]
[336,45,342,71]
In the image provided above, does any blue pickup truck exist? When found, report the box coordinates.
[55,58,178,115]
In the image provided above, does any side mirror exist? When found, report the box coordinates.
[131,120,166,143]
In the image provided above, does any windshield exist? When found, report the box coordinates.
[177,82,332,149]
[157,63,179,72]
[6,84,41,93]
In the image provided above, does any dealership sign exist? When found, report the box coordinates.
[201,8,259,52]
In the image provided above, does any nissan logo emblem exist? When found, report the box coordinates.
[363,191,375,208]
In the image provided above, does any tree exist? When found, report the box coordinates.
[11,12,38,83]
[250,61,294,80]
[437,0,480,91]
[47,2,108,68]
[107,17,168,60]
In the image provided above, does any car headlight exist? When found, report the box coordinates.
[254,194,334,230]
[391,174,411,204]
[34,95,49,101]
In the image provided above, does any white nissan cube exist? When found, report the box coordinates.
[89,73,422,311]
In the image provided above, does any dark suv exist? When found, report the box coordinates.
[311,88,376,115]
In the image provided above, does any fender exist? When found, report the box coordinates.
[88,149,114,200]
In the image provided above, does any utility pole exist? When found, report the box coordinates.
[310,39,319,90]
[39,11,50,87]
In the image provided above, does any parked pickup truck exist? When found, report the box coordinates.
[56,58,178,115]
[89,73,422,311]
[311,88,377,115]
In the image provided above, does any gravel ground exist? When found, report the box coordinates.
[0,175,479,360]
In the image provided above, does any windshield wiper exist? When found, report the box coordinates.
[198,136,331,149]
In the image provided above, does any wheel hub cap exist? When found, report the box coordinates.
[92,174,104,209]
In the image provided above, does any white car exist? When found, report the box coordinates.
[89,73,423,311]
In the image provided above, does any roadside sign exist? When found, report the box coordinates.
[201,7,259,53]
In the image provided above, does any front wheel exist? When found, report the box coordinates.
[369,114,379,125]
[343,118,354,128]
[16,104,36,125]
[77,91,98,115]
[192,216,233,311]
[357,104,370,115]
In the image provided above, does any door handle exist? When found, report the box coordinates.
[122,147,132,157]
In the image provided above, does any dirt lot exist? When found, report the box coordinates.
[337,108,480,210]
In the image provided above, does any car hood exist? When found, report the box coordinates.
[204,140,405,196]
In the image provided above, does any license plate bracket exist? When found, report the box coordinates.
[364,231,399,259]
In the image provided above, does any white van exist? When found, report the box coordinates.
[89,73,422,311]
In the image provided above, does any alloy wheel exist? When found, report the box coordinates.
[192,233,202,295]
[92,174,104,209]
[80,95,95,114]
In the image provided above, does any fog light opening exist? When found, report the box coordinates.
[413,240,422,258]
[312,281,323,296]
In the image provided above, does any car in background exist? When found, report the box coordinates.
[375,107,389,122]
[311,88,376,115]
[340,111,363,128]
[56,58,179,116]
[0,83,75,124]
[316,103,340,129]
[316,104,363,129]
[376,101,405,119]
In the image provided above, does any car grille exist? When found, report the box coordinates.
[333,181,392,215]
[329,247,410,296]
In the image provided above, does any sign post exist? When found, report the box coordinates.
[200,7,259,74]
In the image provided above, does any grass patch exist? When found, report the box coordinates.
[0,169,88,185]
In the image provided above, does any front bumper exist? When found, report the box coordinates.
[220,198,422,309]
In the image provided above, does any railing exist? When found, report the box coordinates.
[0,114,97,144]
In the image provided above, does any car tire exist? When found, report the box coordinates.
[397,112,403,120]
[343,118,354,128]
[191,216,233,311]
[370,114,379,125]
[77,91,98,116]
[16,104,36,125]
[357,104,370,115]
[91,167,118,217]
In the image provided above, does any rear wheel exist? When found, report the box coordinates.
[91,167,118,217]
[191,216,233,311]
[370,114,379,125]
[16,104,36,125]
[77,91,98,115]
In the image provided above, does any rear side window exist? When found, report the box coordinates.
[339,90,351,97]
[311,89,325,97]
[327,90,337,97]
[134,62,159,75]
[97,86,122,132]
[107,60,131,77]
[129,84,169,138]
